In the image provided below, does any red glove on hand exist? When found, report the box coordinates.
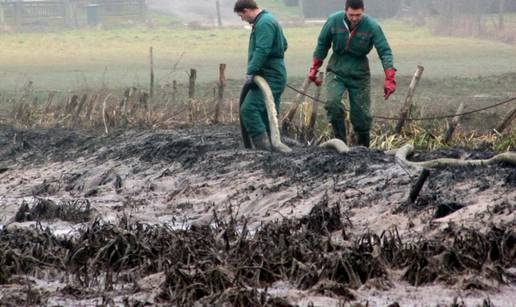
[384,68,396,100]
[308,58,323,86]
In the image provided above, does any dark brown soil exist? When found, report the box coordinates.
[0,124,514,306]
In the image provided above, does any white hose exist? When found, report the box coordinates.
[319,139,350,154]
[253,76,292,153]
[392,144,516,170]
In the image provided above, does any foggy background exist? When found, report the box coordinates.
[147,0,244,25]
[0,0,514,91]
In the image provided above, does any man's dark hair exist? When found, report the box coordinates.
[345,0,364,10]
[234,0,259,12]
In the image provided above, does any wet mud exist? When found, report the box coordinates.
[0,125,514,306]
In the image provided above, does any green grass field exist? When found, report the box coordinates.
[0,20,515,92]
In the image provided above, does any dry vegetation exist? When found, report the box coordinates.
[2,77,515,154]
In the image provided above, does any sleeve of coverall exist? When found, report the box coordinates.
[247,21,275,76]
[313,20,332,61]
[372,25,394,71]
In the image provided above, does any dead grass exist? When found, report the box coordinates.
[2,77,514,154]
[2,81,240,134]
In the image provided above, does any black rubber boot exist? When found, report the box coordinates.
[330,119,347,143]
[356,132,370,148]
[252,133,272,151]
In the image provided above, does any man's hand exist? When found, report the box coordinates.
[245,74,254,85]
[384,69,396,100]
[308,58,323,86]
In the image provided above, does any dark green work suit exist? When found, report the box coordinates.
[241,10,288,138]
[314,12,394,145]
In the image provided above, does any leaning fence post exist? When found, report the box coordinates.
[214,64,226,123]
[442,102,464,145]
[496,104,516,133]
[395,65,424,134]
[282,78,311,133]
[409,169,431,203]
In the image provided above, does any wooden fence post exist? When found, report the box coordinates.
[395,65,424,134]
[149,47,155,99]
[282,78,311,133]
[214,64,226,123]
[408,169,430,203]
[188,69,197,99]
[188,69,197,122]
[442,102,464,145]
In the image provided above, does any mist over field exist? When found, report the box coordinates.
[147,0,244,25]
[0,0,514,91]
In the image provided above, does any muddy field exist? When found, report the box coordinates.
[0,124,514,306]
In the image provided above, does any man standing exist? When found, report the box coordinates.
[234,0,288,150]
[308,0,396,147]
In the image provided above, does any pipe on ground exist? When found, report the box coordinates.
[253,76,292,153]
[392,144,516,170]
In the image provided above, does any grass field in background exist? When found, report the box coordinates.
[0,20,515,92]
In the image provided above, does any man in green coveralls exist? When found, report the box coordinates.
[234,0,288,151]
[308,0,396,147]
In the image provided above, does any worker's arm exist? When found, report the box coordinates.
[313,20,333,62]
[309,20,332,86]
[247,20,275,76]
[372,24,396,100]
[372,25,394,70]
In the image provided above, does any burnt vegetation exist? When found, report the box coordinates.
[14,199,94,224]
[0,116,514,305]
[1,202,514,305]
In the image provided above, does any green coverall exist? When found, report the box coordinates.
[313,12,394,145]
[241,10,288,138]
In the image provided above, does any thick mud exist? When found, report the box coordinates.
[0,125,514,306]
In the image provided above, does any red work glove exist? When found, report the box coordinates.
[308,58,323,86]
[384,68,396,100]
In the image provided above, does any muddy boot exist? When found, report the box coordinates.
[252,133,272,151]
[330,119,347,143]
[356,131,370,148]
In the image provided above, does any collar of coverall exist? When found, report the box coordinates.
[251,10,266,26]
[343,13,364,31]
